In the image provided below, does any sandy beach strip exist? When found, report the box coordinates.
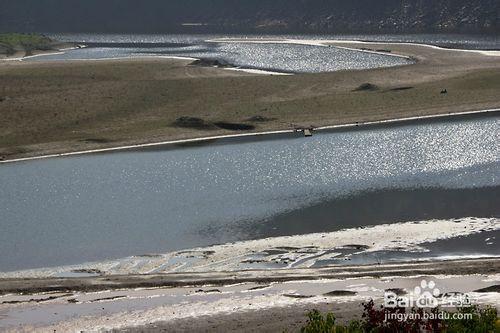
[0,259,498,332]
[0,107,498,165]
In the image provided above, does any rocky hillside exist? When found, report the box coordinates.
[0,0,498,34]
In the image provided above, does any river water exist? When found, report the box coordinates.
[0,113,498,272]
[24,33,498,74]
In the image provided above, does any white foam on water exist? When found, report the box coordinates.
[2,217,497,278]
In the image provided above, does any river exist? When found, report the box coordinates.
[0,112,498,272]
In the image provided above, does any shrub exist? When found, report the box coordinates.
[300,310,363,333]
[300,301,499,333]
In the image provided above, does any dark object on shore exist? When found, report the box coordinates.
[214,122,255,131]
[385,288,407,295]
[474,285,500,293]
[81,138,112,144]
[247,115,276,122]
[353,83,379,92]
[283,294,314,299]
[172,117,216,130]
[71,268,103,274]
[441,89,448,94]
[323,290,357,296]
[190,58,231,68]
[390,86,414,91]
[195,289,222,293]
[343,244,370,250]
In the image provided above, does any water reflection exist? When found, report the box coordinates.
[0,114,498,271]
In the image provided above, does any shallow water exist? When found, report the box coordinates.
[26,33,499,73]
[0,114,498,272]
[30,34,412,73]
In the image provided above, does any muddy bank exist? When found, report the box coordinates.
[0,260,498,332]
[1,257,498,295]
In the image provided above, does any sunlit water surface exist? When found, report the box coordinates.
[26,33,499,73]
[0,114,498,271]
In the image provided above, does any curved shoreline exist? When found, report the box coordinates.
[2,216,497,278]
[206,37,414,60]
[1,257,499,294]
[1,38,499,164]
[208,37,500,58]
[1,108,498,164]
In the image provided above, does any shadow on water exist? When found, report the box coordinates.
[1,113,498,271]
[204,186,500,240]
[310,230,500,267]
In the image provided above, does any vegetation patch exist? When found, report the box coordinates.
[0,33,53,56]
[300,300,499,333]
[214,122,255,131]
[172,117,216,130]
[247,115,277,122]
[353,83,379,92]
[81,138,112,144]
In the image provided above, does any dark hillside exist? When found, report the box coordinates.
[0,0,498,34]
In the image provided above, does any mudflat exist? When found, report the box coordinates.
[0,42,499,161]
[0,258,498,332]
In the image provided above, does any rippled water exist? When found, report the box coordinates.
[31,35,412,73]
[48,33,500,50]
[26,33,498,73]
[0,114,498,271]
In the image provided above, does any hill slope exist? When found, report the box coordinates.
[0,0,498,34]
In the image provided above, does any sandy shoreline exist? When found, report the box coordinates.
[2,216,497,278]
[1,39,499,331]
[1,107,497,164]
[1,257,499,295]
[0,258,498,332]
[1,39,499,161]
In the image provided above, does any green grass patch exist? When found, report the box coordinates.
[300,301,500,333]
[0,33,53,55]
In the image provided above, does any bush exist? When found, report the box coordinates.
[300,301,499,333]
[0,33,53,55]
[300,310,363,333]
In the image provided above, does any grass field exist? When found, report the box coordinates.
[0,41,499,160]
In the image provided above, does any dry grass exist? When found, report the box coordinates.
[0,43,499,160]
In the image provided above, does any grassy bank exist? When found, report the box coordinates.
[0,33,54,56]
